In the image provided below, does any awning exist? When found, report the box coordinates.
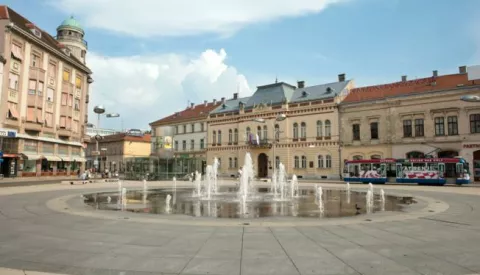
[43,155,62,161]
[21,154,43,160]
[60,156,71,162]
[72,157,86,162]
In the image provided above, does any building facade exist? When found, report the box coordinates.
[339,66,480,182]
[0,7,92,177]
[207,76,354,179]
[85,133,151,173]
[149,100,221,179]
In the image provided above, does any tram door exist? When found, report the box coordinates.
[395,163,403,182]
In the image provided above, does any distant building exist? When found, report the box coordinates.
[86,126,117,137]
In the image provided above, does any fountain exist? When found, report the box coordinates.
[346,182,351,204]
[366,189,374,214]
[316,186,324,216]
[346,182,350,192]
[194,172,202,197]
[380,189,385,211]
[165,194,172,213]
[276,163,287,201]
[107,196,111,203]
[172,177,177,205]
[238,153,254,201]
[290,175,298,199]
[121,187,127,209]
[118,180,122,194]
[368,182,374,194]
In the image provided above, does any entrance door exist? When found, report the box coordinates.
[474,150,480,181]
[258,153,268,178]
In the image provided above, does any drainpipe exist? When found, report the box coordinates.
[338,105,343,180]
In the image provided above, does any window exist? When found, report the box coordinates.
[371,155,381,159]
[31,53,41,67]
[353,155,363,160]
[175,141,178,151]
[63,70,70,82]
[9,73,19,90]
[59,116,66,128]
[415,119,424,137]
[301,156,307,168]
[300,122,306,139]
[275,156,280,168]
[435,117,445,136]
[11,44,23,60]
[325,120,331,137]
[370,122,378,139]
[471,114,480,134]
[212,131,217,143]
[75,77,82,88]
[274,124,280,141]
[74,99,80,110]
[257,126,262,140]
[229,129,233,143]
[190,139,194,150]
[200,139,204,149]
[38,81,44,96]
[23,140,38,153]
[182,140,186,150]
[72,121,78,133]
[61,93,68,106]
[263,126,267,141]
[326,155,332,168]
[200,123,204,132]
[294,156,299,168]
[48,63,56,77]
[218,130,222,144]
[246,127,251,141]
[66,117,72,129]
[316,121,323,137]
[447,116,458,135]
[293,123,299,139]
[28,80,36,95]
[229,158,233,168]
[234,157,238,168]
[403,120,412,137]
[36,108,42,123]
[183,125,186,133]
[317,155,324,168]
[352,124,360,140]
[27,107,35,122]
[234,129,238,143]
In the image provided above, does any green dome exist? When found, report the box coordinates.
[57,16,84,33]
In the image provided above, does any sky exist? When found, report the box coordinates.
[4,0,480,130]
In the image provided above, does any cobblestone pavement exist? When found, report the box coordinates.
[1,181,480,275]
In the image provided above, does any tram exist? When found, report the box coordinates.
[343,157,470,185]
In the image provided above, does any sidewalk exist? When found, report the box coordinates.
[0,268,67,275]
[0,176,77,183]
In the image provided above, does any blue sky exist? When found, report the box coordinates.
[4,0,479,129]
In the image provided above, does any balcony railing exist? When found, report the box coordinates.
[246,139,272,148]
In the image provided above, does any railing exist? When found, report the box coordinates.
[246,139,272,148]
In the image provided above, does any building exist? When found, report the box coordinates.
[85,132,151,173]
[207,75,354,179]
[86,126,117,137]
[149,100,221,178]
[339,66,480,182]
[0,6,92,177]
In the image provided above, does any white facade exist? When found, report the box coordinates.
[172,122,207,153]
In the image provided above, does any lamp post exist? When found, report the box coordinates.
[93,105,105,176]
[106,113,123,132]
[252,114,287,178]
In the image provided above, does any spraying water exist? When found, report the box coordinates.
[290,175,298,199]
[368,182,374,194]
[277,163,287,200]
[121,187,127,209]
[165,194,172,213]
[107,196,111,203]
[346,182,351,204]
[271,170,278,198]
[143,179,148,193]
[316,186,324,217]
[173,176,177,205]
[346,182,350,192]
[194,172,202,197]
[238,153,254,201]
[366,189,373,214]
[380,189,385,211]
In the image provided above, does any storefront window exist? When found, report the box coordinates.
[58,145,68,155]
[23,140,38,153]
[23,160,36,172]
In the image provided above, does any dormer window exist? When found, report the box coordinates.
[30,28,42,39]
[325,87,333,94]
[301,91,309,97]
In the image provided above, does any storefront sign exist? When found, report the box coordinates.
[0,129,17,138]
[463,144,480,149]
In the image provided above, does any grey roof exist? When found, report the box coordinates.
[290,80,351,103]
[210,96,251,115]
[245,82,296,109]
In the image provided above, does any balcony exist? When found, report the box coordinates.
[29,67,46,80]
[57,128,72,137]
[246,139,272,149]
[24,121,42,131]
[8,89,18,103]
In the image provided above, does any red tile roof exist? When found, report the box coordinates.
[343,73,474,104]
[0,5,90,73]
[150,101,222,126]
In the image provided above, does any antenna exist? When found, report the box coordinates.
[275,75,278,83]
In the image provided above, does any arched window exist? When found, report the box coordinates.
[326,155,332,168]
[234,157,238,168]
[406,151,425,158]
[234,129,238,143]
[274,124,280,141]
[325,120,331,137]
[229,157,232,168]
[300,122,307,139]
[246,127,251,143]
[212,131,216,145]
[275,156,280,169]
[370,154,381,159]
[294,156,299,168]
[301,156,307,168]
[293,123,299,139]
[257,126,262,141]
[263,125,268,141]
[353,155,363,160]
[228,129,232,143]
[218,130,222,145]
[316,121,323,137]
[317,155,324,168]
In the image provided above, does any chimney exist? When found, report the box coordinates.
[233,93,238,99]
[401,75,407,82]
[213,99,217,105]
[221,97,225,102]
[190,103,194,108]
[297,81,305,88]
[338,73,346,82]
[433,70,438,77]
[459,66,467,74]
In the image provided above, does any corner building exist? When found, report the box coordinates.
[207,75,354,180]
[0,6,92,177]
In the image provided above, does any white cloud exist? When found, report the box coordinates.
[53,0,347,37]
[87,49,251,130]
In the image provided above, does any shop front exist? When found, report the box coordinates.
[461,143,480,182]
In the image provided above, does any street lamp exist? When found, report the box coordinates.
[106,113,123,132]
[460,95,480,102]
[252,114,287,178]
[93,105,105,176]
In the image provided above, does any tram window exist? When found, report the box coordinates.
[413,163,426,171]
[386,164,396,177]
[372,163,381,171]
[427,163,439,171]
[361,164,370,171]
